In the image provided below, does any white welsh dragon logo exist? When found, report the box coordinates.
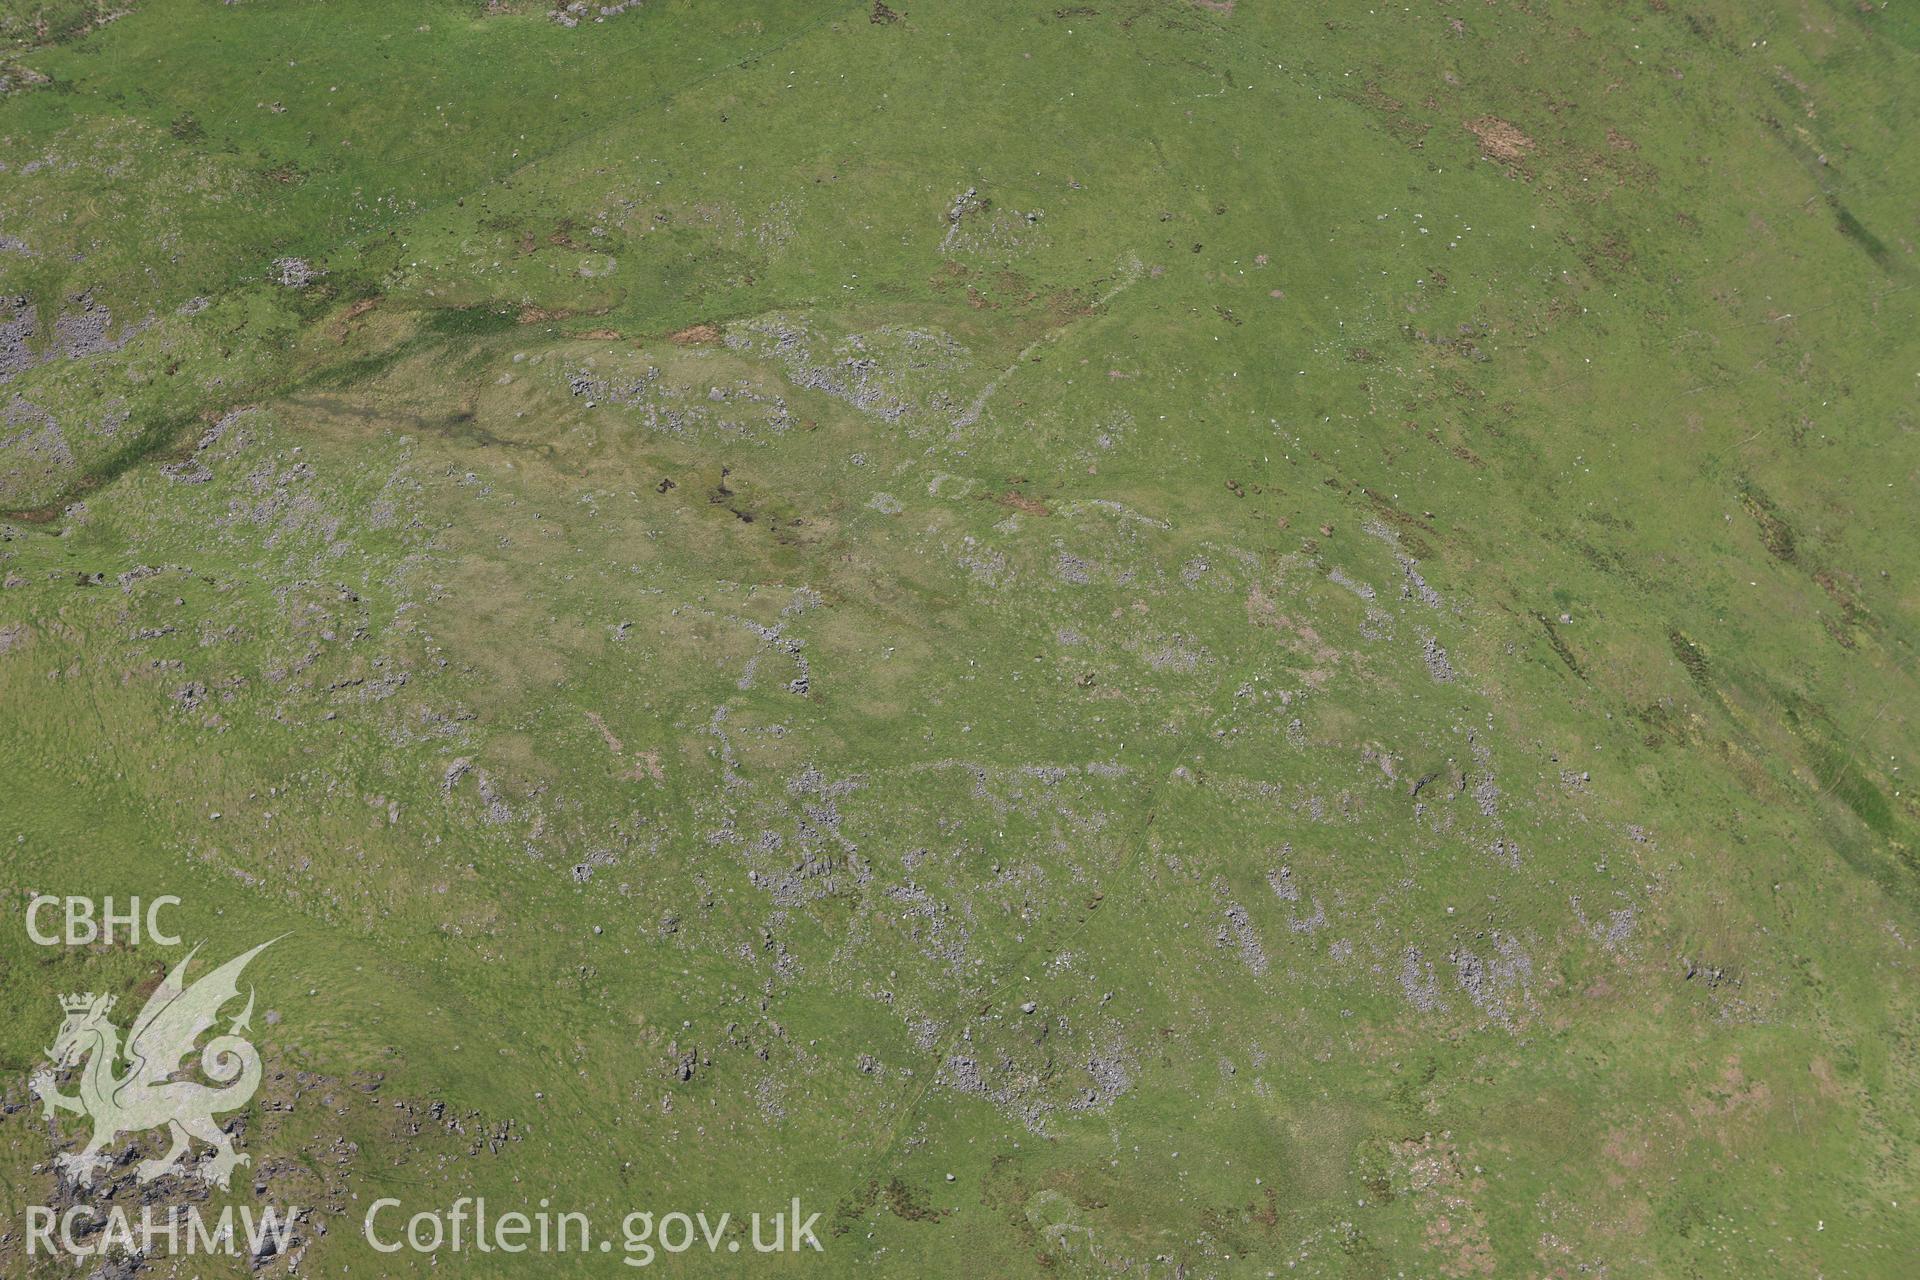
[29,938,279,1189]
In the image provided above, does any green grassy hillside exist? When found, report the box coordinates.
[2,2,1916,1275]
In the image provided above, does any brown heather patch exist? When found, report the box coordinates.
[667,323,723,345]
[1465,115,1533,163]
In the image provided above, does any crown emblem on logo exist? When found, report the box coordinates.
[59,992,113,1014]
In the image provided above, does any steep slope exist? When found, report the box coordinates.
[2,3,1916,1276]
